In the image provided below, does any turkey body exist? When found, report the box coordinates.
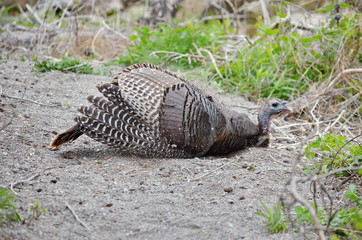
[51,63,276,158]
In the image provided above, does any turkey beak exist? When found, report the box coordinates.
[279,101,292,114]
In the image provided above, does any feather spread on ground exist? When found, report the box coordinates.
[50,63,290,158]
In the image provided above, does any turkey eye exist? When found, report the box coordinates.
[272,102,278,107]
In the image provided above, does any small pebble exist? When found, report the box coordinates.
[62,151,75,159]
[224,187,233,193]
[254,170,261,174]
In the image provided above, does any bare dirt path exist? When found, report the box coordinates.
[1,60,302,239]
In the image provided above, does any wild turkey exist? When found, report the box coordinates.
[50,63,290,158]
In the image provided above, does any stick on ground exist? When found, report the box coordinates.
[65,201,91,231]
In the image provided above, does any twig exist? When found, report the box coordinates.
[188,163,230,182]
[272,123,294,140]
[269,152,290,167]
[278,120,333,129]
[0,108,14,131]
[2,94,60,107]
[101,20,128,40]
[230,105,259,109]
[337,104,362,134]
[197,47,224,80]
[287,176,326,240]
[25,3,43,26]
[196,14,248,23]
[65,201,91,231]
[338,172,357,188]
[323,109,345,134]
[9,173,40,195]
[309,99,321,136]
[63,63,86,71]
[91,27,105,58]
[325,68,362,91]
[259,0,271,25]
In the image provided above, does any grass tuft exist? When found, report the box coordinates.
[33,57,110,75]
[115,20,231,68]
[255,202,288,234]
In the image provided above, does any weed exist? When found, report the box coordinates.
[0,5,36,27]
[0,5,15,24]
[294,184,361,239]
[115,21,230,68]
[304,134,362,176]
[214,4,361,100]
[255,202,288,234]
[0,188,22,226]
[33,57,110,75]
[29,200,46,221]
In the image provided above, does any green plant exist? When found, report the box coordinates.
[0,188,22,226]
[28,200,46,221]
[0,5,14,20]
[304,134,362,176]
[294,184,361,239]
[0,5,36,28]
[116,21,229,68]
[255,202,288,233]
[33,57,110,75]
[214,3,361,100]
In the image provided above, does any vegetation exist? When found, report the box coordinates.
[115,21,230,68]
[294,184,361,239]
[33,57,110,75]
[113,3,360,100]
[256,133,361,237]
[255,202,288,233]
[304,134,362,176]
[26,200,46,225]
[0,188,47,227]
[216,3,361,99]
[0,188,22,226]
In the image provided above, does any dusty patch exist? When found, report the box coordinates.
[0,60,308,239]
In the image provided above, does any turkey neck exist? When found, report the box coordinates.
[258,105,271,135]
[206,112,267,155]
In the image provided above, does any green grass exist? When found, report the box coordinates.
[215,6,361,100]
[115,20,231,68]
[0,188,21,226]
[33,57,110,75]
[255,202,288,234]
[113,3,360,101]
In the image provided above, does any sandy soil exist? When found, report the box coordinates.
[0,60,305,240]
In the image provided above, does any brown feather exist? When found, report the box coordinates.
[50,124,83,148]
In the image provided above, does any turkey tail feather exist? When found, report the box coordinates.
[50,124,83,148]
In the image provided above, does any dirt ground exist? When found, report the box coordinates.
[0,59,307,239]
